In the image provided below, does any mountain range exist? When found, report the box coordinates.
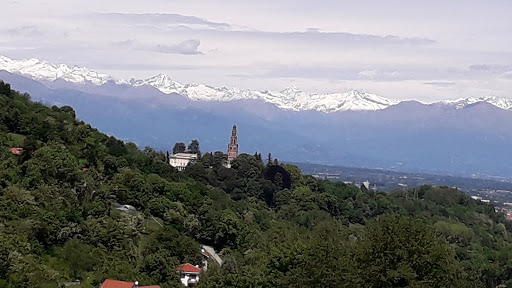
[2,55,512,112]
[1,55,512,178]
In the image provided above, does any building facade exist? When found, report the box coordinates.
[176,263,201,287]
[169,153,198,171]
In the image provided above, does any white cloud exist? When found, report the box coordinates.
[154,39,202,55]
[358,70,377,79]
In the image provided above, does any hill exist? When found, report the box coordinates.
[1,80,512,287]
[3,69,512,177]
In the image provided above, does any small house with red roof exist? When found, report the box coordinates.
[176,263,201,287]
[100,279,160,288]
[10,147,23,155]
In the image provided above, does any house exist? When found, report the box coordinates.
[201,245,223,271]
[10,147,23,155]
[115,204,137,213]
[100,279,160,288]
[176,263,201,287]
[169,153,198,171]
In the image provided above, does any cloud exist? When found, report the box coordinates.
[501,71,512,79]
[4,1,512,102]
[251,65,462,82]
[469,64,512,73]
[424,81,456,88]
[96,13,231,30]
[154,39,202,55]
[94,13,435,48]
[358,70,377,79]
[111,39,136,48]
[230,29,436,47]
[7,25,43,37]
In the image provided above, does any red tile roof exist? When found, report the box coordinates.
[176,263,201,273]
[10,148,23,155]
[100,279,160,288]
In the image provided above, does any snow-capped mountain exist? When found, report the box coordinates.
[0,55,112,85]
[303,90,399,112]
[1,55,511,113]
[128,75,398,112]
[442,97,512,110]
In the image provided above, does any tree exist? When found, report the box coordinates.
[58,238,95,279]
[60,105,76,119]
[172,142,186,154]
[23,142,80,187]
[264,165,291,190]
[187,139,201,155]
[0,80,11,97]
[353,215,467,287]
[213,151,228,167]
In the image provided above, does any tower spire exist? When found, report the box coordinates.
[227,125,238,162]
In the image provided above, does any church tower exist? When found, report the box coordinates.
[227,125,238,162]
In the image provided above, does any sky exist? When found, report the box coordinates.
[2,0,512,101]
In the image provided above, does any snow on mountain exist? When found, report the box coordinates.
[305,90,399,112]
[1,55,511,112]
[132,77,398,112]
[0,55,400,112]
[442,97,512,110]
[0,55,112,85]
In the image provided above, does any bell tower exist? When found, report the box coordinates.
[227,125,238,162]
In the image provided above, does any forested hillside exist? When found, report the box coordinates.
[1,79,512,288]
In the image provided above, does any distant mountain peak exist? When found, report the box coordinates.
[280,85,302,94]
[2,55,512,113]
[442,96,512,110]
[0,55,112,85]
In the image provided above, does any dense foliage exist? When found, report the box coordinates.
[1,80,512,287]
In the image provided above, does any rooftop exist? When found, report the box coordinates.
[176,263,201,273]
[170,153,198,160]
[100,279,160,288]
[10,147,23,155]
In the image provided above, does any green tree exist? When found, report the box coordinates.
[353,215,468,287]
[172,142,186,154]
[187,139,201,155]
[58,238,95,279]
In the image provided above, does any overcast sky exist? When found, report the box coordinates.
[2,0,512,101]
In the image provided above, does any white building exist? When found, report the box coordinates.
[169,153,198,171]
[201,245,223,271]
[362,180,370,190]
[176,263,201,287]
